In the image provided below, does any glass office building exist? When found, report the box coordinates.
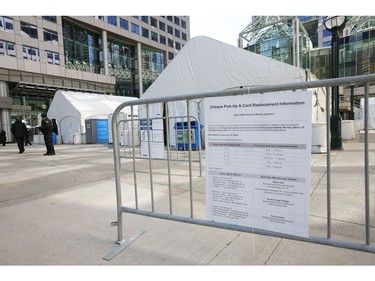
[309,17,375,80]
[240,16,375,119]
[241,16,375,80]
[0,16,190,140]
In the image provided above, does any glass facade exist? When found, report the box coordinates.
[63,20,102,73]
[107,39,135,96]
[61,19,165,97]
[140,48,164,91]
[245,21,311,69]
[339,29,375,78]
[310,29,375,79]
[11,94,51,139]
[309,47,331,79]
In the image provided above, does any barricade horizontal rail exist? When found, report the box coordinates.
[105,74,375,261]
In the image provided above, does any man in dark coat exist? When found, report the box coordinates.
[37,113,56,156]
[0,129,7,146]
[11,116,28,154]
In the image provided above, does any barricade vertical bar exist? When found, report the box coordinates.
[112,107,123,243]
[146,104,155,212]
[326,86,332,239]
[198,119,202,177]
[364,82,370,245]
[187,100,194,218]
[107,74,375,259]
[131,106,138,209]
[165,104,173,214]
[175,117,179,160]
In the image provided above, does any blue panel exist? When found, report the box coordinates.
[95,119,108,143]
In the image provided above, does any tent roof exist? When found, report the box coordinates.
[141,36,307,99]
[48,91,137,120]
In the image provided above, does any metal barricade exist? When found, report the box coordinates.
[104,74,375,261]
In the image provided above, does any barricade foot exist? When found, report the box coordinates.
[103,230,145,261]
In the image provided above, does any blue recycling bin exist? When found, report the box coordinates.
[174,121,203,150]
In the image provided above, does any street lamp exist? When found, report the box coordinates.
[324,16,347,150]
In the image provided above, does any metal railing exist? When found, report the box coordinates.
[104,74,375,261]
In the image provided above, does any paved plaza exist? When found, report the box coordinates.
[0,140,375,267]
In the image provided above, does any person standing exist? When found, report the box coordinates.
[37,113,55,156]
[25,128,32,146]
[11,116,28,154]
[0,129,6,146]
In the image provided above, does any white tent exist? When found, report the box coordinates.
[47,90,138,144]
[140,36,326,150]
[360,97,375,129]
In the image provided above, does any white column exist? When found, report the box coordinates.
[102,30,109,75]
[0,81,12,142]
[295,19,300,68]
[137,42,143,97]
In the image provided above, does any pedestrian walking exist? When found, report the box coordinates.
[0,129,6,146]
[11,116,28,154]
[37,113,55,156]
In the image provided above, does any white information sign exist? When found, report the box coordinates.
[205,91,312,237]
[140,119,165,159]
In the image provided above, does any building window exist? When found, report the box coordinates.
[181,20,186,29]
[0,17,4,31]
[167,16,173,22]
[174,17,180,26]
[94,16,104,21]
[120,18,128,30]
[175,29,180,38]
[168,52,174,60]
[160,35,166,45]
[42,16,57,23]
[22,45,40,61]
[0,40,16,56]
[0,17,14,32]
[141,16,148,24]
[0,41,4,55]
[108,16,117,26]
[6,42,16,56]
[182,32,187,41]
[21,21,38,39]
[151,31,158,42]
[43,29,58,44]
[323,29,331,38]
[168,38,173,48]
[150,17,157,28]
[159,21,165,31]
[142,27,149,38]
[46,51,60,65]
[167,25,173,35]
[131,23,139,34]
[175,42,181,50]
[132,16,139,20]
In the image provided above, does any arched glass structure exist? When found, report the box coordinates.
[240,16,312,69]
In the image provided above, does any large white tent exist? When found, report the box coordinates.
[47,90,138,144]
[140,36,327,151]
[360,97,375,129]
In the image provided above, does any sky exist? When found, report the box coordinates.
[189,15,252,46]
[4,0,369,48]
